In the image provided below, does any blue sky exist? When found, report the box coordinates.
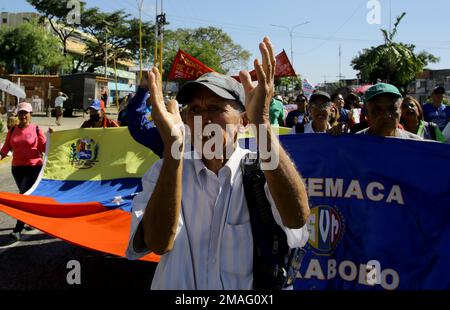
[3,0,450,85]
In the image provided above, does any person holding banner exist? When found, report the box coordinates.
[285,94,308,128]
[126,77,164,158]
[291,91,332,134]
[357,83,422,139]
[0,102,46,241]
[331,93,349,124]
[81,99,119,128]
[401,96,445,142]
[126,37,310,290]
[422,86,450,131]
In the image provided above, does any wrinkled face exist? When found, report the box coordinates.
[401,100,419,122]
[334,94,345,109]
[185,86,245,158]
[309,97,332,123]
[367,95,402,133]
[18,110,31,126]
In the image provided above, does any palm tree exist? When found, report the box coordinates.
[351,13,439,89]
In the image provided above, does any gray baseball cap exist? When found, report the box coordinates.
[309,91,331,104]
[176,72,246,108]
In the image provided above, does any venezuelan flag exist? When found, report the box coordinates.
[0,127,160,262]
[0,126,291,261]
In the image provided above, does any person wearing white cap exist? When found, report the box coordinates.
[0,102,47,241]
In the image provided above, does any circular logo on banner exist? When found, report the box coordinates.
[307,205,345,256]
[69,138,99,169]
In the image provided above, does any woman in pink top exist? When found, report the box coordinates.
[0,102,46,241]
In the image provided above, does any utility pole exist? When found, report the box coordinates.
[137,0,144,80]
[337,43,345,81]
[102,20,112,78]
[105,30,108,78]
[158,0,165,74]
[155,0,166,74]
[270,21,310,67]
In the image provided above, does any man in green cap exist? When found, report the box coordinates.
[358,83,422,139]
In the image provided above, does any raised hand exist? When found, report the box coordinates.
[147,67,184,149]
[239,37,276,126]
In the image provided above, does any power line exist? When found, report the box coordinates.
[298,0,368,55]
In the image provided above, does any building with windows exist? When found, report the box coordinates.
[0,12,38,29]
[408,69,450,104]
[1,12,138,107]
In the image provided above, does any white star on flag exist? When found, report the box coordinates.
[112,196,124,206]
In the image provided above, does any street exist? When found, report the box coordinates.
[0,112,156,289]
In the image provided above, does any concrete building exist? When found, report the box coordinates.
[1,12,138,106]
[408,69,450,103]
[0,12,39,29]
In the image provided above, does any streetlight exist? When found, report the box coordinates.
[270,21,310,67]
[102,19,112,78]
[136,0,144,80]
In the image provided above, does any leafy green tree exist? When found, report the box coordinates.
[79,8,155,72]
[0,19,72,74]
[163,27,251,76]
[275,76,303,93]
[27,0,86,55]
[351,13,439,88]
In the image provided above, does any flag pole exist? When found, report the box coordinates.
[154,0,158,67]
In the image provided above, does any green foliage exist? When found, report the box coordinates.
[75,8,156,72]
[0,118,4,134]
[26,3,251,78]
[163,27,251,76]
[27,0,86,55]
[275,76,302,92]
[351,13,439,89]
[0,19,72,74]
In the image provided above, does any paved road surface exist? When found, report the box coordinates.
[0,112,157,289]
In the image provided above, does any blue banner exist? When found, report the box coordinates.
[277,134,450,290]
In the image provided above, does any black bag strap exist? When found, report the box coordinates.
[241,153,305,290]
[295,123,305,134]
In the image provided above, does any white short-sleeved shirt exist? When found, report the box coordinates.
[54,96,67,108]
[126,146,309,290]
[289,121,331,134]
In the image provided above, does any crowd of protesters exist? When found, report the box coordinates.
[269,84,450,142]
[0,36,449,291]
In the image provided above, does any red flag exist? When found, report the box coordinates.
[167,49,215,81]
[233,50,296,81]
[275,50,296,78]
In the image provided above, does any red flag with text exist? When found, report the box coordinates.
[233,50,296,81]
[167,49,215,80]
